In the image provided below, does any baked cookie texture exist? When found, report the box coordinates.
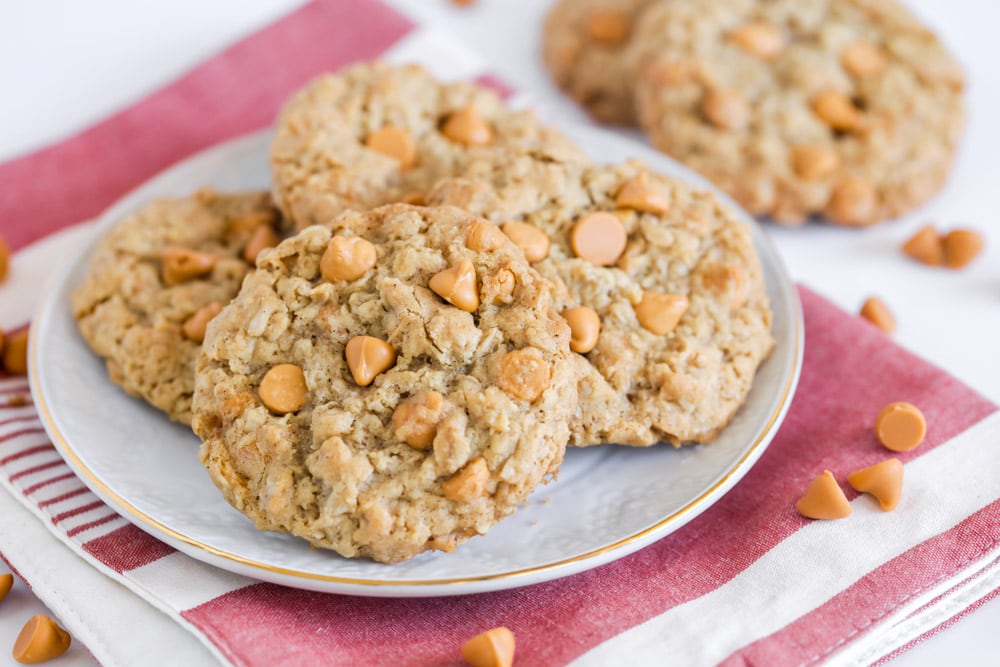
[270,61,586,230]
[429,160,774,446]
[629,0,965,226]
[192,204,578,563]
[542,0,656,125]
[72,190,284,424]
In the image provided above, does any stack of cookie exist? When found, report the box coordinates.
[543,0,965,226]
[72,62,773,563]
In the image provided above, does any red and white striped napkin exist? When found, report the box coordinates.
[2,2,999,665]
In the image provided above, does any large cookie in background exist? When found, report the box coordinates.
[630,0,964,226]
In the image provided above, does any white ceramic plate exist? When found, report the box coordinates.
[30,125,802,597]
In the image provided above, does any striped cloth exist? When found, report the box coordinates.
[2,1,999,665]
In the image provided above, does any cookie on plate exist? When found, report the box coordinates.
[72,189,285,424]
[629,0,965,226]
[429,160,774,446]
[542,0,657,125]
[270,61,586,230]
[192,204,578,563]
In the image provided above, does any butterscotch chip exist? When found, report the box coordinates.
[615,172,669,214]
[465,219,508,252]
[243,225,280,264]
[942,229,984,269]
[701,89,749,130]
[571,212,626,265]
[365,127,418,169]
[2,328,28,376]
[727,20,784,60]
[228,209,278,235]
[563,307,601,354]
[490,269,518,305]
[400,191,426,205]
[630,0,965,226]
[72,191,283,424]
[875,402,926,452]
[181,302,224,343]
[442,104,494,146]
[258,364,309,415]
[7,394,28,407]
[320,236,377,282]
[429,261,480,312]
[811,91,861,132]
[442,457,490,503]
[859,297,895,335]
[584,10,629,46]
[192,206,576,562]
[461,626,516,667]
[0,573,12,603]
[345,336,396,387]
[0,234,9,283]
[502,221,550,262]
[635,291,688,336]
[841,42,889,78]
[902,225,945,266]
[160,247,217,286]
[825,177,876,227]
[13,615,71,664]
[392,391,445,450]
[797,470,852,520]
[429,162,774,448]
[791,145,839,182]
[497,348,551,403]
[848,458,903,511]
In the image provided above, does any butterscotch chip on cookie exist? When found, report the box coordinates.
[72,190,285,424]
[542,0,657,125]
[270,61,586,230]
[630,0,965,226]
[429,161,774,446]
[192,204,578,563]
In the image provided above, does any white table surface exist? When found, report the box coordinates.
[0,1,996,665]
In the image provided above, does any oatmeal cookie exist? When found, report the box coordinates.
[629,0,964,225]
[542,0,656,125]
[270,61,586,230]
[429,160,774,446]
[72,189,285,424]
[192,204,578,563]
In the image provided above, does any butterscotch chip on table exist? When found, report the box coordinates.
[875,402,926,452]
[848,458,903,511]
[462,626,516,667]
[192,204,578,563]
[797,470,852,520]
[859,296,895,334]
[629,0,965,226]
[0,573,12,603]
[429,160,774,447]
[2,328,28,376]
[270,61,586,231]
[71,190,287,424]
[902,224,945,266]
[942,229,983,269]
[0,234,9,283]
[542,0,657,125]
[13,614,71,664]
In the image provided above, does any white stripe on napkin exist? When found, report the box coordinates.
[572,411,1000,667]
[129,553,254,610]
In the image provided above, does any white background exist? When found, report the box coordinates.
[0,0,997,664]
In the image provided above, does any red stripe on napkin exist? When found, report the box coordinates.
[180,287,997,667]
[0,0,413,253]
[82,524,175,573]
